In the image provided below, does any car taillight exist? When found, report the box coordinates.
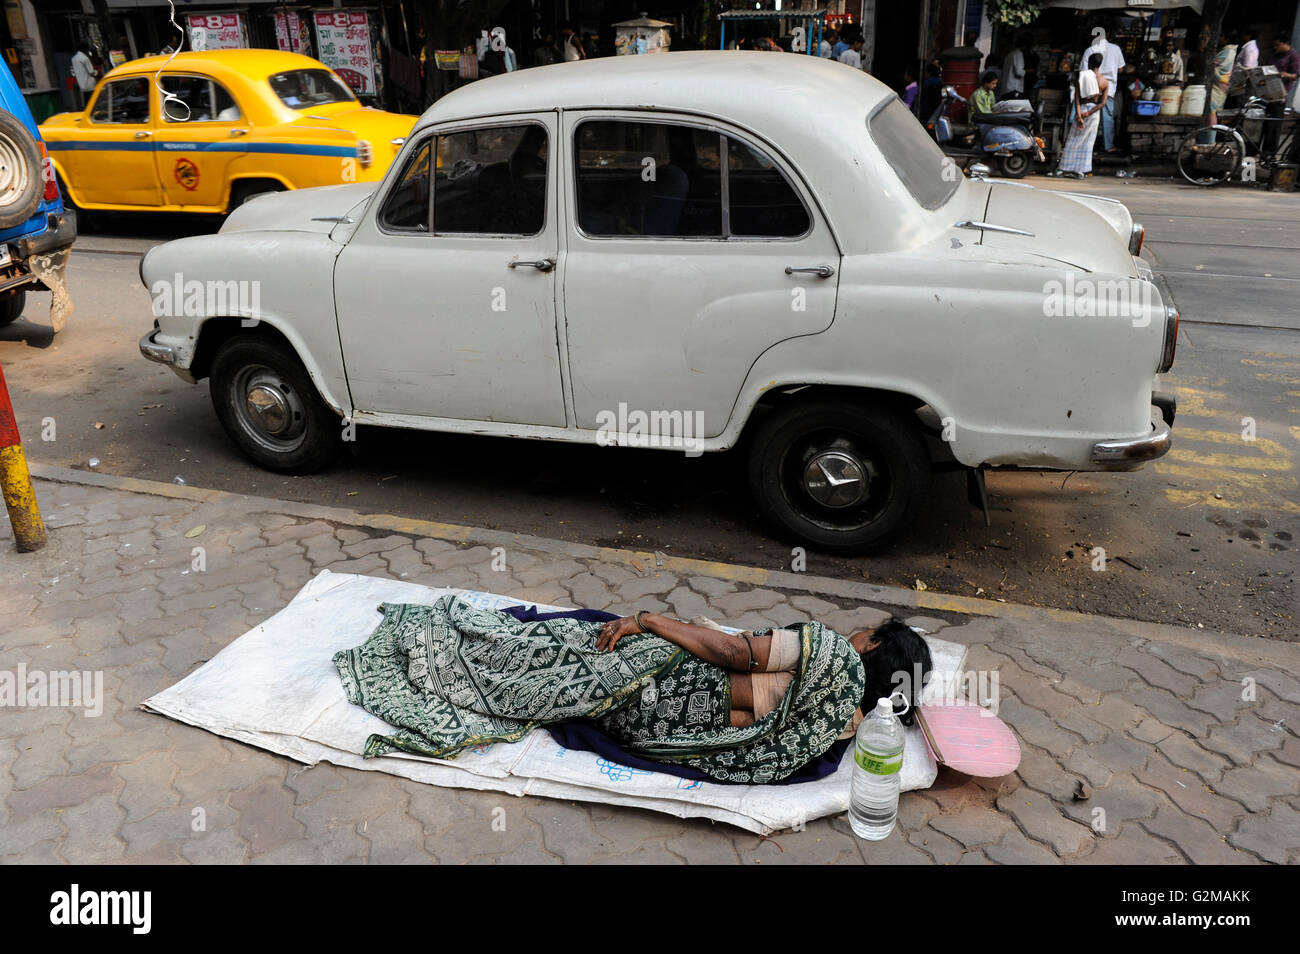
[38,143,59,202]
[1158,305,1178,373]
[1129,223,1144,256]
[357,139,373,168]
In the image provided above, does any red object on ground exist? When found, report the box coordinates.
[0,362,21,449]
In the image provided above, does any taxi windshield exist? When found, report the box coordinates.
[268,69,356,109]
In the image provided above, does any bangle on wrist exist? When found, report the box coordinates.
[634,610,647,633]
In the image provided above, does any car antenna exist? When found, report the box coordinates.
[155,0,191,122]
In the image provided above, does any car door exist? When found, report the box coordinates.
[70,76,163,207]
[152,73,248,209]
[559,112,841,438]
[334,113,566,426]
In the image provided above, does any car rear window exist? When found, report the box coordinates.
[868,98,959,210]
[268,69,355,109]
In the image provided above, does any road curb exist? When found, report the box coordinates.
[28,462,1300,670]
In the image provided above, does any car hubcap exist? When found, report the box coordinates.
[0,139,28,208]
[803,450,868,508]
[232,366,307,452]
[246,384,292,436]
[780,429,892,533]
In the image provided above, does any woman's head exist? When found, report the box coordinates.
[858,620,932,726]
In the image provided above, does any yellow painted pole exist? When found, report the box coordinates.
[0,361,46,552]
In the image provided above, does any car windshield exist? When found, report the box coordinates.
[868,98,959,211]
[268,69,355,109]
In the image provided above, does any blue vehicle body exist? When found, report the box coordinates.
[0,58,76,330]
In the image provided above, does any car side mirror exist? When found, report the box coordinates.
[968,162,991,180]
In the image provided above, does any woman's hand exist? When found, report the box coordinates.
[595,615,644,653]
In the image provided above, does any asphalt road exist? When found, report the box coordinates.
[2,175,1296,638]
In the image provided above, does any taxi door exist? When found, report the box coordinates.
[152,74,248,210]
[69,76,162,207]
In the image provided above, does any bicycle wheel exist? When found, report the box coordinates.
[1177,126,1244,186]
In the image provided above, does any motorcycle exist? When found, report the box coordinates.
[925,86,1045,179]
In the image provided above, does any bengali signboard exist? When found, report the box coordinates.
[313,11,375,97]
[187,14,246,52]
[274,10,310,54]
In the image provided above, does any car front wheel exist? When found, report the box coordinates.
[209,336,343,474]
[748,400,931,553]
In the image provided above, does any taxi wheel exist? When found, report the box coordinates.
[228,181,285,213]
[0,111,44,230]
[0,289,25,328]
[748,400,930,554]
[210,336,343,474]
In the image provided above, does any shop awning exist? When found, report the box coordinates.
[1042,0,1205,12]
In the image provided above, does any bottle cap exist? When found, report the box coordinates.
[874,697,894,717]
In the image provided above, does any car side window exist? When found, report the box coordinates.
[432,124,547,235]
[159,76,243,123]
[575,120,722,237]
[90,78,151,124]
[726,137,811,237]
[379,138,432,232]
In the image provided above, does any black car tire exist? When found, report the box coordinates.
[999,152,1031,178]
[748,400,931,553]
[0,289,25,328]
[210,335,343,474]
[0,111,44,229]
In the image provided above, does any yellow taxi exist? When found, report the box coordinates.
[40,49,416,214]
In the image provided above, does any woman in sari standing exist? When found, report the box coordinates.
[1055,52,1108,179]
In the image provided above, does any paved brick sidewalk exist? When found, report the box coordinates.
[2,473,1297,864]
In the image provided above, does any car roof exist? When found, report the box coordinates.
[104,49,325,85]
[420,51,892,128]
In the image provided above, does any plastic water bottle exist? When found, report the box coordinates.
[849,694,907,840]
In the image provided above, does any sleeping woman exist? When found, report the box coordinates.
[334,595,932,784]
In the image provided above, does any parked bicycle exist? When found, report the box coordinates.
[1176,95,1297,186]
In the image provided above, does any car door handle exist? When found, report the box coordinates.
[229,128,249,137]
[784,264,835,278]
[134,131,152,139]
[508,258,555,272]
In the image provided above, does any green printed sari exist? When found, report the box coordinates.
[333,594,864,784]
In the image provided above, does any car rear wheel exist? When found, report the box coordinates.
[0,111,44,229]
[209,336,343,474]
[747,400,931,553]
[0,289,25,328]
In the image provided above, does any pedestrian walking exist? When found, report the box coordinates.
[70,43,98,109]
[1054,52,1107,178]
[837,35,864,70]
[1083,27,1125,152]
[1001,35,1026,98]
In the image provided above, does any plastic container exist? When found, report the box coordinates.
[1133,99,1162,117]
[1158,86,1183,115]
[1179,85,1207,116]
[849,694,908,840]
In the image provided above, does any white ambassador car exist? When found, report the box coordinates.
[139,52,1176,552]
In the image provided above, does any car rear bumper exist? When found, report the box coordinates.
[1091,404,1173,469]
[13,208,77,259]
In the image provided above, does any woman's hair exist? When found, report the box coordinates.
[980,69,998,86]
[860,620,932,726]
[1088,52,1104,70]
